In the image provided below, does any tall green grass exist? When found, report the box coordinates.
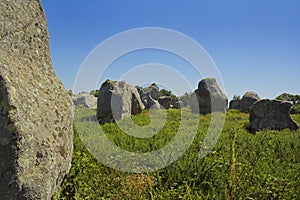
[53,108,300,199]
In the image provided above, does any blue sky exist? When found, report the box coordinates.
[41,0,300,99]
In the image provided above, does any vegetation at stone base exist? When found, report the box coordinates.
[53,108,300,199]
[291,104,300,114]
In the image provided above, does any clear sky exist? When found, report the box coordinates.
[41,0,300,99]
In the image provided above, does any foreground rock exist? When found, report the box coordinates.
[97,80,145,124]
[0,1,74,199]
[72,92,97,109]
[229,92,260,112]
[250,99,298,132]
[191,78,227,114]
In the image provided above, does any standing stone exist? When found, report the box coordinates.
[191,78,227,114]
[172,101,184,109]
[142,83,159,100]
[229,99,241,110]
[0,1,74,199]
[97,80,144,124]
[239,92,260,112]
[138,83,161,110]
[229,91,260,112]
[250,99,298,132]
[72,92,97,109]
[158,96,172,109]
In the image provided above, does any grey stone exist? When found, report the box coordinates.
[142,93,161,110]
[229,99,241,110]
[172,101,184,109]
[0,0,74,199]
[97,80,144,124]
[240,92,260,112]
[250,99,298,132]
[138,83,161,110]
[142,83,159,100]
[191,78,227,114]
[158,96,172,109]
[229,92,260,112]
[72,92,97,109]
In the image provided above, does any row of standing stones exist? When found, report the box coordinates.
[97,78,298,132]
[0,0,298,199]
[95,78,298,132]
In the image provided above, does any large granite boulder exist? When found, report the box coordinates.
[72,92,97,109]
[250,99,298,132]
[158,96,172,109]
[229,91,260,112]
[0,1,74,199]
[97,80,145,124]
[191,78,227,114]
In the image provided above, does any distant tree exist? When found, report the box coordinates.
[276,93,300,105]
[178,91,193,107]
[159,89,172,97]
[159,89,178,103]
[232,95,241,100]
[90,89,99,97]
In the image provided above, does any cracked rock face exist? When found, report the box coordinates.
[191,78,228,114]
[250,99,298,132]
[97,80,145,124]
[229,91,260,112]
[0,0,73,199]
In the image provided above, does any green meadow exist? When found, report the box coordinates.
[54,107,300,199]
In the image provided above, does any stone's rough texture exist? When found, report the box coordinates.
[138,84,161,110]
[158,96,172,109]
[240,92,260,112]
[142,83,159,100]
[229,99,241,110]
[191,78,228,114]
[142,93,161,110]
[0,1,74,199]
[250,99,298,132]
[72,92,97,109]
[229,92,260,112]
[97,80,144,124]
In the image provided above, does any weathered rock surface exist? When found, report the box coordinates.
[191,78,227,114]
[250,99,298,132]
[97,80,144,124]
[138,83,161,110]
[240,92,260,112]
[229,92,260,112]
[142,83,159,100]
[229,99,241,110]
[72,92,97,109]
[158,96,172,109]
[0,1,74,199]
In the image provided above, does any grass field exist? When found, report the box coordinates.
[53,107,300,199]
